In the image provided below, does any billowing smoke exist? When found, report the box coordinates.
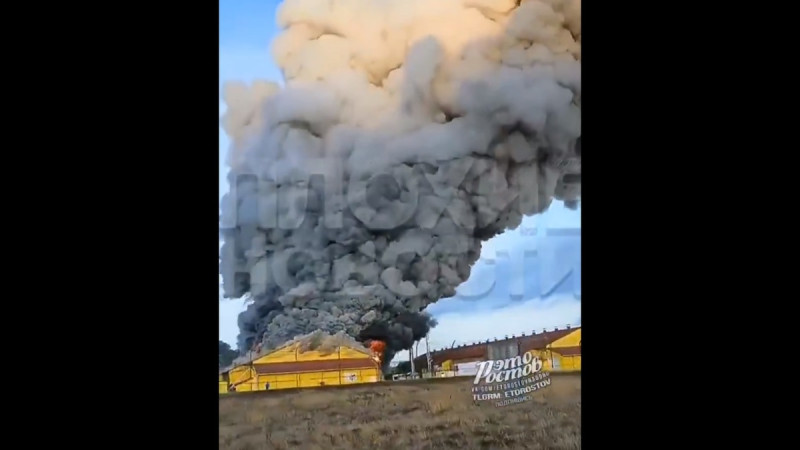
[220,0,581,370]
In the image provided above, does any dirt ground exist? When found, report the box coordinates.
[219,373,580,450]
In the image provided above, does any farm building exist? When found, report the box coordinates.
[219,337,382,393]
[414,325,581,375]
[219,374,228,393]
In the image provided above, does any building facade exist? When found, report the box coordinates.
[414,325,581,375]
[220,341,382,393]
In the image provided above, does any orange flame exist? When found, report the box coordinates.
[369,340,386,363]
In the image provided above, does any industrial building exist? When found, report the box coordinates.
[413,325,581,376]
[219,338,382,393]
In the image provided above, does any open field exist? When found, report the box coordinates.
[220,373,580,450]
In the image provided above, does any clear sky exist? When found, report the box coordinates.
[218,0,581,363]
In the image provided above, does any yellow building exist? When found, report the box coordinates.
[545,326,581,372]
[219,340,382,393]
[517,326,581,372]
[414,325,582,375]
[219,374,229,393]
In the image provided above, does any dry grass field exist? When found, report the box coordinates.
[219,373,580,450]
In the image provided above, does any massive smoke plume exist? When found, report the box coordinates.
[219,0,581,369]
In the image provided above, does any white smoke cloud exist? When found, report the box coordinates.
[219,0,581,366]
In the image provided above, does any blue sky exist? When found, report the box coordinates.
[218,0,581,362]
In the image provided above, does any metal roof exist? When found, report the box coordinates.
[414,325,580,367]
[219,331,373,374]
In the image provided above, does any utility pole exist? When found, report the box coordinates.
[409,343,415,377]
[425,333,432,374]
[415,341,421,377]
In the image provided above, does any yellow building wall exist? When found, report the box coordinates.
[222,343,381,392]
[226,368,381,392]
[234,382,255,392]
[519,348,581,372]
[549,328,581,348]
[297,367,379,388]
[562,355,581,371]
[547,351,581,372]
[219,381,229,393]
[228,365,256,385]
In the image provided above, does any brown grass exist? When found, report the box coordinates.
[219,373,580,450]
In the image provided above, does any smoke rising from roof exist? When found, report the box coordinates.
[219,0,581,370]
